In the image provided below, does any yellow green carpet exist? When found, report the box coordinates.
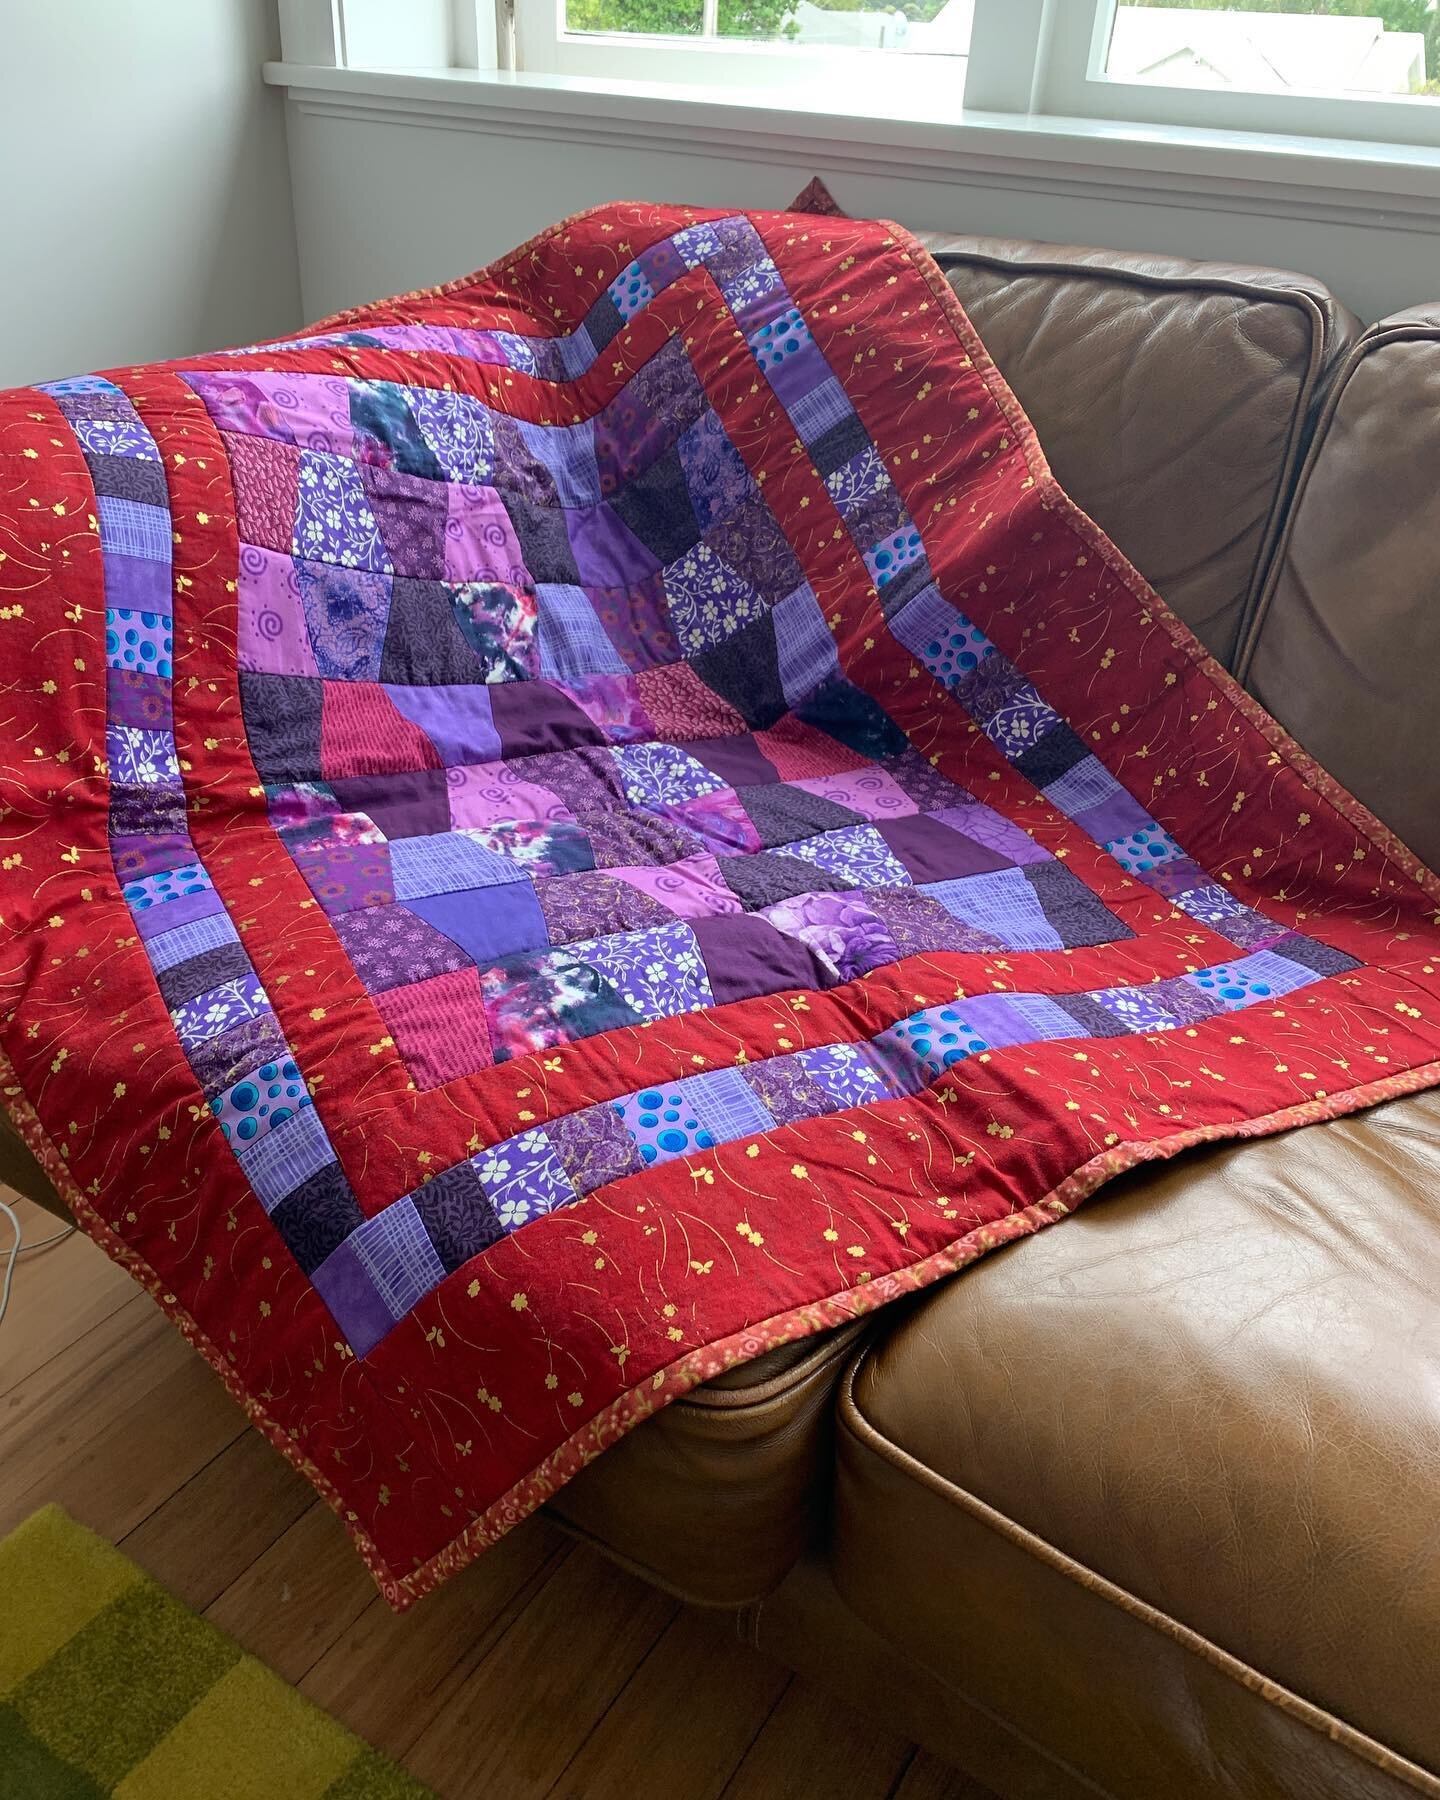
[0,1506,430,1799]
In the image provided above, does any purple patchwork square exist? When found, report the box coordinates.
[765,337,835,410]
[294,451,390,572]
[782,824,911,890]
[386,683,501,766]
[360,462,449,579]
[638,236,687,294]
[772,585,839,707]
[924,869,1063,951]
[412,1159,505,1272]
[951,991,1080,1048]
[878,813,1013,882]
[334,902,475,993]
[297,561,392,681]
[571,921,713,1019]
[688,732,780,788]
[566,503,661,589]
[474,1127,577,1231]
[105,552,171,614]
[444,483,530,587]
[349,1195,448,1319]
[794,1040,895,1109]
[930,804,1051,868]
[238,545,319,677]
[691,912,831,1004]
[1073,790,1157,847]
[663,541,767,658]
[611,741,727,807]
[407,882,550,964]
[311,1237,395,1360]
[676,410,758,533]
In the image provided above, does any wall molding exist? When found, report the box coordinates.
[267,61,1440,236]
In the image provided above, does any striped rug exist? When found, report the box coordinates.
[0,1505,430,1798]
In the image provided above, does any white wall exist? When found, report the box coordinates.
[278,90,1440,327]
[0,1,301,388]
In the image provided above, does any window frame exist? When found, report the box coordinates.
[1031,0,1440,151]
[280,0,1440,154]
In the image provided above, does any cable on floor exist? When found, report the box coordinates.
[0,1196,78,1334]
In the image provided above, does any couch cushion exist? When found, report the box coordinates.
[833,1092,1440,1798]
[916,233,1359,670]
[548,1315,867,1606]
[1239,306,1440,873]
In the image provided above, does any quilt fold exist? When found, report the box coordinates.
[2,200,1438,1606]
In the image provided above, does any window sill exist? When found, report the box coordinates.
[263,60,1440,230]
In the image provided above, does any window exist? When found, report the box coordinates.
[1033,1,1440,147]
[1105,1,1438,101]
[290,0,1440,148]
[512,0,972,93]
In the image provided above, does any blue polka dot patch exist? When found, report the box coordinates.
[211,1059,310,1144]
[106,606,174,678]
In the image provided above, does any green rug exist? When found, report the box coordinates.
[0,1506,430,1799]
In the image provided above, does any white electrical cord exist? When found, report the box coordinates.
[0,1196,77,1334]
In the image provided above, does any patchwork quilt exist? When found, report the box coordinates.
[3,199,1440,1607]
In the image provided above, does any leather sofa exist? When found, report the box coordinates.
[7,231,1438,1800]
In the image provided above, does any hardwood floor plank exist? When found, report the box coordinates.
[0,1200,133,1399]
[1,1340,247,1540]
[719,1675,915,1800]
[120,1427,313,1611]
[300,1515,569,1763]
[549,1604,792,1800]
[204,1500,381,1685]
[2,1290,161,1480]
[403,1539,679,1799]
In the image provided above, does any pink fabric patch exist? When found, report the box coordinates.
[633,661,747,740]
[376,966,492,1088]
[791,767,918,821]
[753,716,870,777]
[447,762,574,829]
[236,544,318,676]
[321,682,445,781]
[561,672,656,744]
[192,371,355,455]
[444,483,530,586]
[611,853,743,919]
[650,791,763,856]
[224,431,301,556]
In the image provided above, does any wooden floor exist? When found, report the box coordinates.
[1,1192,992,1800]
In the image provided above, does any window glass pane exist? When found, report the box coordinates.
[562,0,973,53]
[566,0,704,35]
[1108,2,1439,98]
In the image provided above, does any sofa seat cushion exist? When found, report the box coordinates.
[548,1316,866,1607]
[833,1092,1440,1798]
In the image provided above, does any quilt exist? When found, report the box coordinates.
[3,199,1439,1608]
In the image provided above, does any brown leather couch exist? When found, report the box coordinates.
[7,233,1439,1800]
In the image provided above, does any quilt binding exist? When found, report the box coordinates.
[3,203,1438,1641]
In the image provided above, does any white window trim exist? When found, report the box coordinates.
[273,0,1440,205]
[264,57,1440,228]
